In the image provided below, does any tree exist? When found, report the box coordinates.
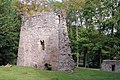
[0,0,21,65]
[67,0,120,68]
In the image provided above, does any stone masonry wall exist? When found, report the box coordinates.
[101,60,120,72]
[17,11,75,72]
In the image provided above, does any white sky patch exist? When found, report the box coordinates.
[20,0,62,2]
[55,0,62,2]
[20,0,62,5]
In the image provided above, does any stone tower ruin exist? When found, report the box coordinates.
[17,11,75,72]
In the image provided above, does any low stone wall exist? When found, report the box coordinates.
[101,60,120,72]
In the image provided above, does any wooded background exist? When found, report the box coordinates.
[0,0,120,68]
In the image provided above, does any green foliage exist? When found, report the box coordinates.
[12,0,52,16]
[67,0,120,68]
[49,0,63,10]
[0,0,21,65]
[0,0,120,68]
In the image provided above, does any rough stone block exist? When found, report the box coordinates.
[17,11,75,72]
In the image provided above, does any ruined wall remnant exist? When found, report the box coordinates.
[17,11,75,72]
[101,60,120,72]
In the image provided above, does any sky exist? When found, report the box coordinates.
[50,0,61,1]
[20,0,62,2]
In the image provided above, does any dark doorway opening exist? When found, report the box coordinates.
[44,63,52,70]
[34,64,37,68]
[112,64,115,71]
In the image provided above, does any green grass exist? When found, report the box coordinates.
[0,66,120,80]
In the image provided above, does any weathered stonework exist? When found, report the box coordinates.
[101,60,120,72]
[17,11,75,72]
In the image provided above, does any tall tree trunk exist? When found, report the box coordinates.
[98,48,102,68]
[74,10,79,67]
[76,23,79,67]
[83,48,88,68]
[76,54,79,67]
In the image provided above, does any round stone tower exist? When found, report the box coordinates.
[17,11,75,72]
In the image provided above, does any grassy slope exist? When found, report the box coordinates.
[0,66,120,80]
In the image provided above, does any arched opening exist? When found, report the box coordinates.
[40,40,45,50]
[34,64,37,68]
[44,63,52,70]
[58,15,60,24]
